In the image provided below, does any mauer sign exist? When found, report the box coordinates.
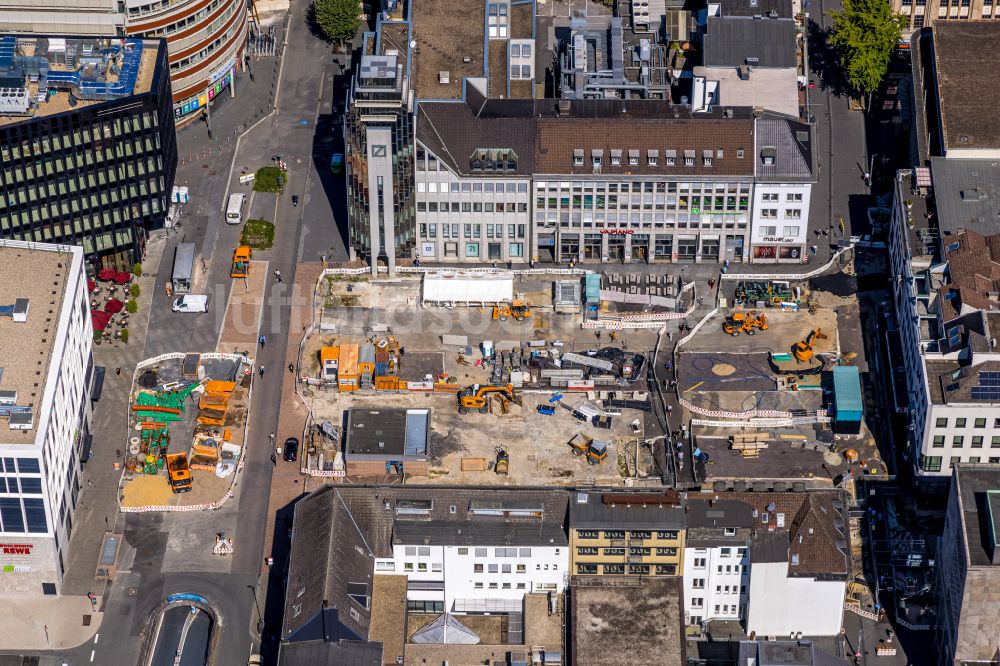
[0,544,32,555]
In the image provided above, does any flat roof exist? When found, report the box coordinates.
[697,66,799,118]
[571,576,684,666]
[932,23,1000,153]
[569,491,685,530]
[930,157,1000,237]
[345,408,429,457]
[954,464,1000,567]
[0,243,76,443]
[0,35,160,127]
[410,0,486,99]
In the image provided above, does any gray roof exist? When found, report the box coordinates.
[953,465,1000,567]
[277,639,383,666]
[686,498,755,528]
[736,640,850,666]
[719,0,794,18]
[344,408,429,458]
[703,17,797,69]
[750,530,789,564]
[755,115,816,182]
[569,491,685,530]
[929,157,1000,238]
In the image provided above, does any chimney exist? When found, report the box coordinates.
[558,100,571,116]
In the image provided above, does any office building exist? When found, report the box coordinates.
[345,0,815,272]
[935,465,1000,666]
[0,0,247,125]
[893,0,1000,35]
[568,490,685,577]
[889,23,1000,479]
[0,35,177,267]
[0,240,93,595]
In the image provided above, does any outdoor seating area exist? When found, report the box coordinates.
[89,269,135,343]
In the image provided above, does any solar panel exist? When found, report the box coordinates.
[971,387,1000,401]
[981,371,1000,379]
[980,379,1000,386]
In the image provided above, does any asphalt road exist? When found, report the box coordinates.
[150,606,211,666]
[52,1,345,664]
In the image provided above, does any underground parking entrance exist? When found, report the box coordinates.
[138,593,221,666]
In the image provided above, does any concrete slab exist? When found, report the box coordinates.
[681,308,840,356]
[218,259,269,351]
[0,596,103,650]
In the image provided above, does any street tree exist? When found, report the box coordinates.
[829,0,907,102]
[313,0,361,43]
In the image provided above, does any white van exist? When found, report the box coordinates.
[172,295,209,313]
[226,193,246,224]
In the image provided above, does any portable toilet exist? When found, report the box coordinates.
[320,346,340,382]
[338,343,359,391]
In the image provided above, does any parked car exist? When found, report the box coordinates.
[283,437,299,462]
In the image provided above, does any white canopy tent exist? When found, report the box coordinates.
[422,271,514,304]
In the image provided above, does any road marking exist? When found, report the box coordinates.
[684,381,704,393]
[94,633,99,644]
[90,649,95,662]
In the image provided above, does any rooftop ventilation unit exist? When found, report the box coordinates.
[0,390,16,405]
[0,298,29,323]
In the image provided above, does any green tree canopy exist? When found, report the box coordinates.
[314,0,362,43]
[829,0,907,99]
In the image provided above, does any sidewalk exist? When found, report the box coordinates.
[0,596,103,650]
[60,234,167,598]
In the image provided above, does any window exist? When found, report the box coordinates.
[488,564,499,573]
[693,558,706,569]
[716,565,723,574]
[973,436,984,448]
[971,457,982,463]
[417,563,427,572]
[723,527,737,536]
[921,455,942,472]
[516,564,526,573]
[502,564,512,573]
[786,193,804,202]
[578,530,599,539]
[404,563,414,572]
[657,530,678,540]
[376,561,395,571]
[954,436,965,448]
[762,193,779,202]
[976,418,987,428]
[933,435,945,448]
[474,564,484,573]
[784,209,801,219]
[782,226,800,237]
[458,547,469,555]
[475,547,488,557]
[761,209,778,219]
[991,436,1000,448]
[475,582,484,589]
[956,418,967,428]
[950,456,962,467]
[720,548,731,556]
[936,418,948,428]
[489,582,498,589]
[690,597,704,608]
[692,578,705,589]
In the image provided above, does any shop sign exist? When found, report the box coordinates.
[778,246,801,259]
[754,246,776,259]
[0,544,32,555]
[421,242,435,257]
[600,229,634,235]
[761,236,795,243]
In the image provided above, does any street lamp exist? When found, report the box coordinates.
[248,584,264,634]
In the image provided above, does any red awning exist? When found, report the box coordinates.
[114,271,132,284]
[91,310,111,331]
[97,268,117,281]
[104,299,124,314]
[87,279,97,293]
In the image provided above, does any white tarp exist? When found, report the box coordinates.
[422,271,514,304]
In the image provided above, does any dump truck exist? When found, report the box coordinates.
[568,433,608,465]
[722,311,768,336]
[492,300,531,322]
[231,246,251,278]
[458,384,520,414]
[165,452,192,493]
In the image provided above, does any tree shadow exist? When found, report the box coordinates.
[807,20,854,98]
[304,3,334,44]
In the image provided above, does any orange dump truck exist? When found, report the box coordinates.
[165,452,192,493]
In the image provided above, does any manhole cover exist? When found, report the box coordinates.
[128,587,139,597]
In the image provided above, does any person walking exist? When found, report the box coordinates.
[115,367,121,376]
[258,365,265,377]
[274,269,282,283]
[288,363,295,374]
[259,334,266,347]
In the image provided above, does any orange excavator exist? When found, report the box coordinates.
[457,384,521,414]
[792,328,829,362]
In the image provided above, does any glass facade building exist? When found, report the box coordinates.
[0,36,177,269]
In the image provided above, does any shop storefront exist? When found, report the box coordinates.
[751,243,804,263]
[559,234,579,262]
[654,235,673,261]
[676,237,698,262]
[632,234,650,262]
[606,234,626,261]
[172,58,238,121]
[583,234,602,260]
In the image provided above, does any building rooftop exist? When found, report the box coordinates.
[695,66,800,118]
[756,115,816,182]
[703,17,797,69]
[409,0,486,99]
[953,464,1000,567]
[0,35,160,127]
[736,639,850,666]
[930,23,1000,154]
[344,408,430,458]
[926,359,1000,406]
[277,639,383,666]
[930,158,1000,238]
[717,0,794,18]
[0,242,78,443]
[569,490,685,530]
[692,490,849,580]
[570,576,685,666]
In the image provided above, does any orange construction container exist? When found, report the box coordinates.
[320,346,340,381]
[204,380,236,395]
[338,343,359,391]
[374,376,399,391]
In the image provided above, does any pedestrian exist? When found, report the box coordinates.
[288,363,295,374]
[259,334,266,347]
[115,449,122,458]
[268,432,276,443]
[274,269,282,283]
[666,331,673,341]
[666,361,673,371]
[270,452,277,466]
[87,479,94,488]
[507,260,512,270]
[115,367,121,376]
[258,365,265,377]
[596,331,602,340]
[667,404,673,414]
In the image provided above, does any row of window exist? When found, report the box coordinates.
[2,198,160,238]
[0,459,40,475]
[576,563,677,574]
[576,546,678,556]
[2,140,161,188]
[760,193,804,202]
[920,455,1000,472]
[537,181,751,194]
[536,194,751,213]
[0,477,43,495]
[757,225,802,236]
[2,113,157,161]
[3,155,163,203]
[417,181,529,194]
[427,241,526,259]
[758,209,803,220]
[4,178,163,224]
[166,20,240,72]
[576,529,680,540]
[576,149,736,169]
[417,201,528,214]
[0,497,47,534]
[689,599,742,615]
[137,0,232,36]
[419,223,527,239]
[539,212,749,231]
[930,434,1000,448]
[692,561,745,575]
[934,417,999,429]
